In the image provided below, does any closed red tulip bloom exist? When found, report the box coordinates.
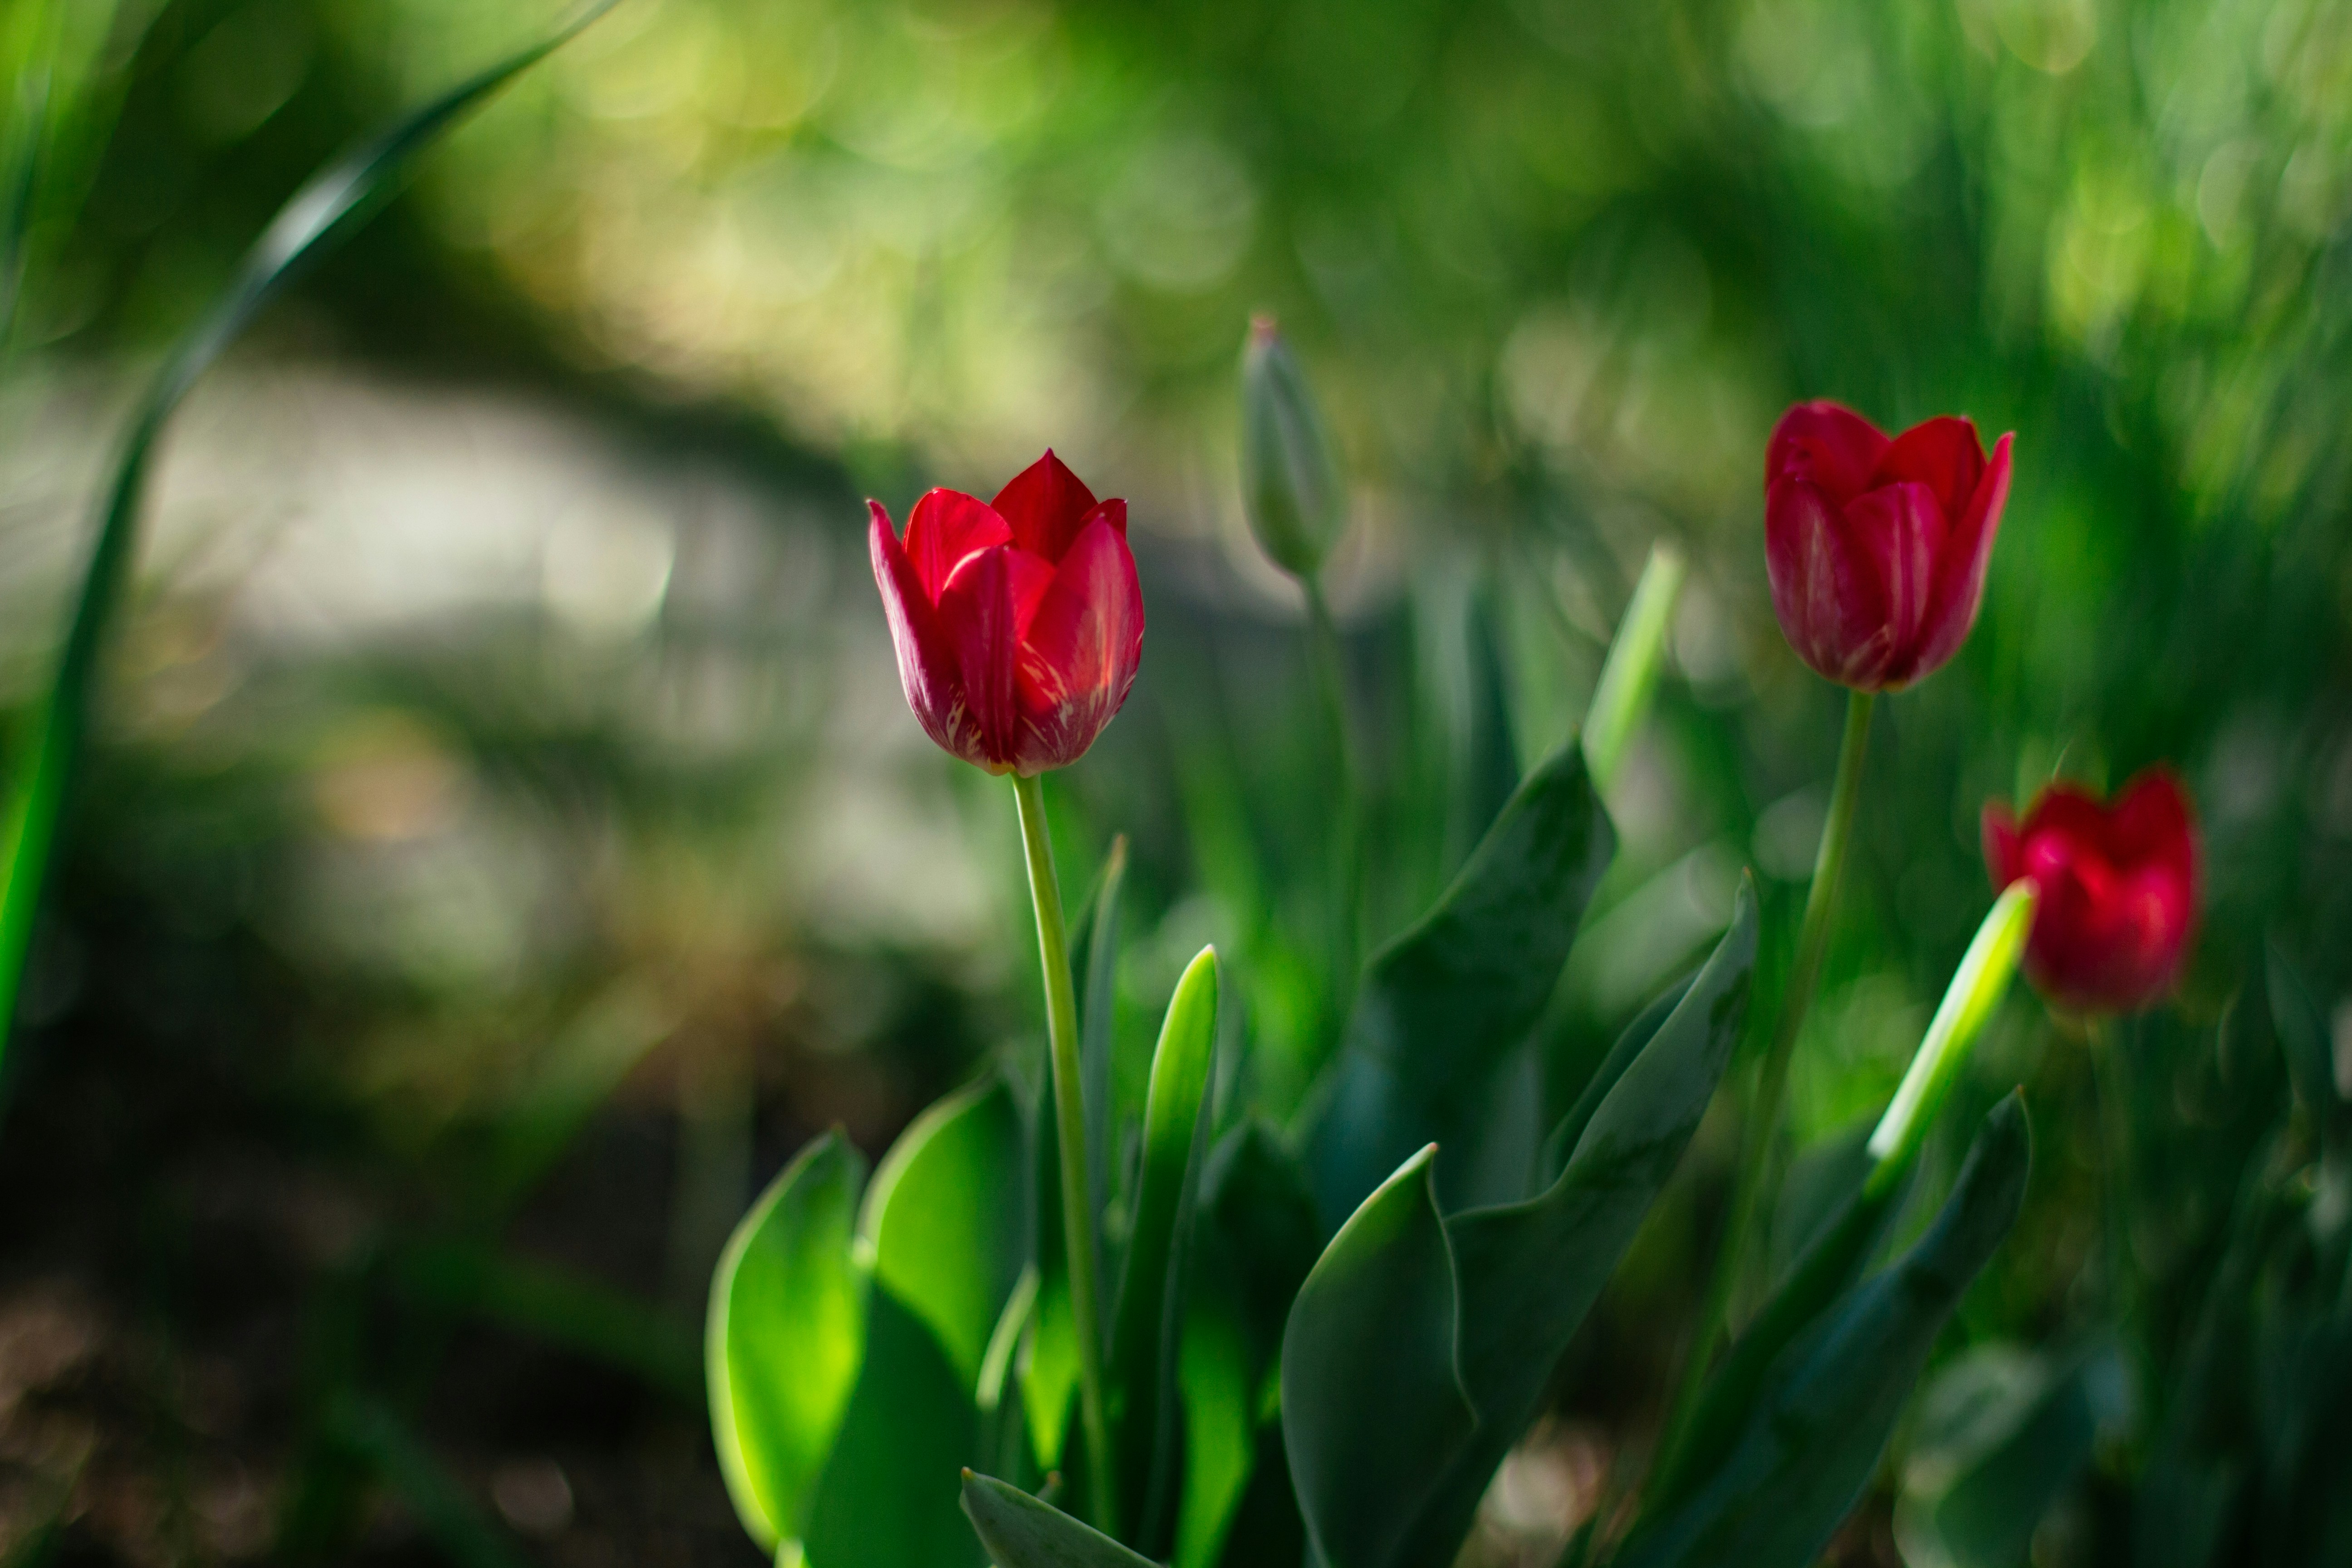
[1982,769,2200,1014]
[868,450,1143,776]
[1765,401,2014,691]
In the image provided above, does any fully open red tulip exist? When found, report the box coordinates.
[1983,769,2200,1015]
[868,450,1143,776]
[1765,401,2014,691]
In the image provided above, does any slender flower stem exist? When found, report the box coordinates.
[1654,688,1873,1472]
[1302,577,1362,1018]
[1011,772,1116,1535]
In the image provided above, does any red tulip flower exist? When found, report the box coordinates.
[1765,401,2014,691]
[868,451,1143,776]
[1982,769,2201,1014]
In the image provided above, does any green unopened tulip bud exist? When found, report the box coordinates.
[1239,314,1346,580]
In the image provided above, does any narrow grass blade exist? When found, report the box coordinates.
[0,0,618,1068]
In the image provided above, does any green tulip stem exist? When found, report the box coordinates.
[1303,576,1363,1017]
[1010,772,1116,1536]
[1655,686,1873,1474]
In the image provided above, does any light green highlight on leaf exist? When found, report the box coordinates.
[706,1132,868,1554]
[1866,882,2035,1187]
[1582,543,1688,793]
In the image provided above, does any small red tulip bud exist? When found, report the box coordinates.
[1764,400,2014,691]
[1982,769,2201,1015]
[868,450,1144,776]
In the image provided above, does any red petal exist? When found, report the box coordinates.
[936,544,1027,771]
[1012,518,1144,774]
[1082,497,1128,540]
[902,488,1012,603]
[1908,432,2011,682]
[870,502,985,765]
[1766,401,1890,507]
[992,450,1101,564]
[1005,545,1057,635]
[1844,480,1945,685]
[1873,416,1987,522]
[2010,771,2201,1012]
[1765,476,1895,688]
[2104,769,2198,878]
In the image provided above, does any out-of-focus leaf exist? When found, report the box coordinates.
[1280,1145,1476,1568]
[1387,879,1756,1568]
[1109,945,1219,1548]
[862,1073,1025,1389]
[1284,884,1755,1568]
[803,1285,985,1568]
[1892,1344,2101,1568]
[480,980,677,1209]
[1310,739,1615,1223]
[1614,1092,2034,1568]
[395,1239,699,1402]
[960,1470,1158,1568]
[2137,1156,2288,1568]
[2268,942,2348,1158]
[0,0,618,1068]
[1582,543,1687,792]
[706,1133,867,1555]
[328,1394,532,1568]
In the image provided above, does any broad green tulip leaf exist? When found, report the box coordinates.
[1614,1092,2034,1568]
[0,0,617,1072]
[706,1133,868,1554]
[803,1285,985,1568]
[1109,946,1220,1547]
[1385,879,1758,1568]
[1022,1095,1083,1471]
[1539,976,1692,1185]
[1173,1122,1320,1568]
[1645,1166,1903,1512]
[1212,1421,1309,1568]
[1310,739,1616,1223]
[862,1074,1025,1389]
[1893,1344,2100,1568]
[1172,1288,1255,1568]
[1200,1122,1322,1368]
[1280,1146,1477,1568]
[960,1470,1158,1568]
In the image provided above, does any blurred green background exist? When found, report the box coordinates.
[3,0,2350,1562]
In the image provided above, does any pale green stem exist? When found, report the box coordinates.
[1583,544,1687,792]
[1011,772,1115,1534]
[1655,687,1872,1470]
